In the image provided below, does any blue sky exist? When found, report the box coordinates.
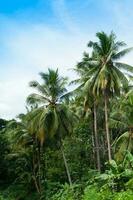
[0,0,38,13]
[0,0,133,119]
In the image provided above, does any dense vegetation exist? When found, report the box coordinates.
[0,32,133,200]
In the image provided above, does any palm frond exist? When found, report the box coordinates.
[29,80,49,96]
[113,47,133,60]
[115,62,133,73]
[27,93,50,105]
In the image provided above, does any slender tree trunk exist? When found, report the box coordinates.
[101,134,106,163]
[93,102,101,171]
[104,94,112,160]
[33,173,41,194]
[32,138,41,194]
[91,131,96,169]
[32,153,41,194]
[61,145,72,187]
[38,144,42,194]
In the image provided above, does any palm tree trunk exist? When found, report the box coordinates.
[61,145,72,187]
[32,153,41,194]
[91,131,96,169]
[32,138,41,194]
[93,102,101,171]
[104,94,112,160]
[37,144,42,194]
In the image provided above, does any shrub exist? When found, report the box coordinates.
[50,183,81,200]
[113,190,133,200]
[82,186,100,200]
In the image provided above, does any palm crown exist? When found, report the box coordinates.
[26,68,76,144]
[27,68,68,106]
[88,31,133,96]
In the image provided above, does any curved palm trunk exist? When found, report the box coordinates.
[93,102,101,171]
[61,145,72,186]
[32,155,41,194]
[104,94,112,160]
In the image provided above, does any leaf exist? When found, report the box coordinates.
[113,47,133,60]
[115,62,133,73]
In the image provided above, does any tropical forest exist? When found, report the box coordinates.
[0,31,133,200]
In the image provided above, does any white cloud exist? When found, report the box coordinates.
[0,18,89,119]
[0,0,133,119]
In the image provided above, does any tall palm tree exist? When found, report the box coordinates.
[27,68,77,186]
[111,90,133,163]
[72,53,101,171]
[87,31,133,160]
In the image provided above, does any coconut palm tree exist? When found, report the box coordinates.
[27,68,77,186]
[111,90,133,163]
[87,31,133,160]
[72,53,101,171]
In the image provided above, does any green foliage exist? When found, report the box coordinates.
[0,31,133,199]
[82,185,133,200]
[51,184,81,200]
[113,190,133,200]
[83,186,100,200]
[125,178,133,190]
